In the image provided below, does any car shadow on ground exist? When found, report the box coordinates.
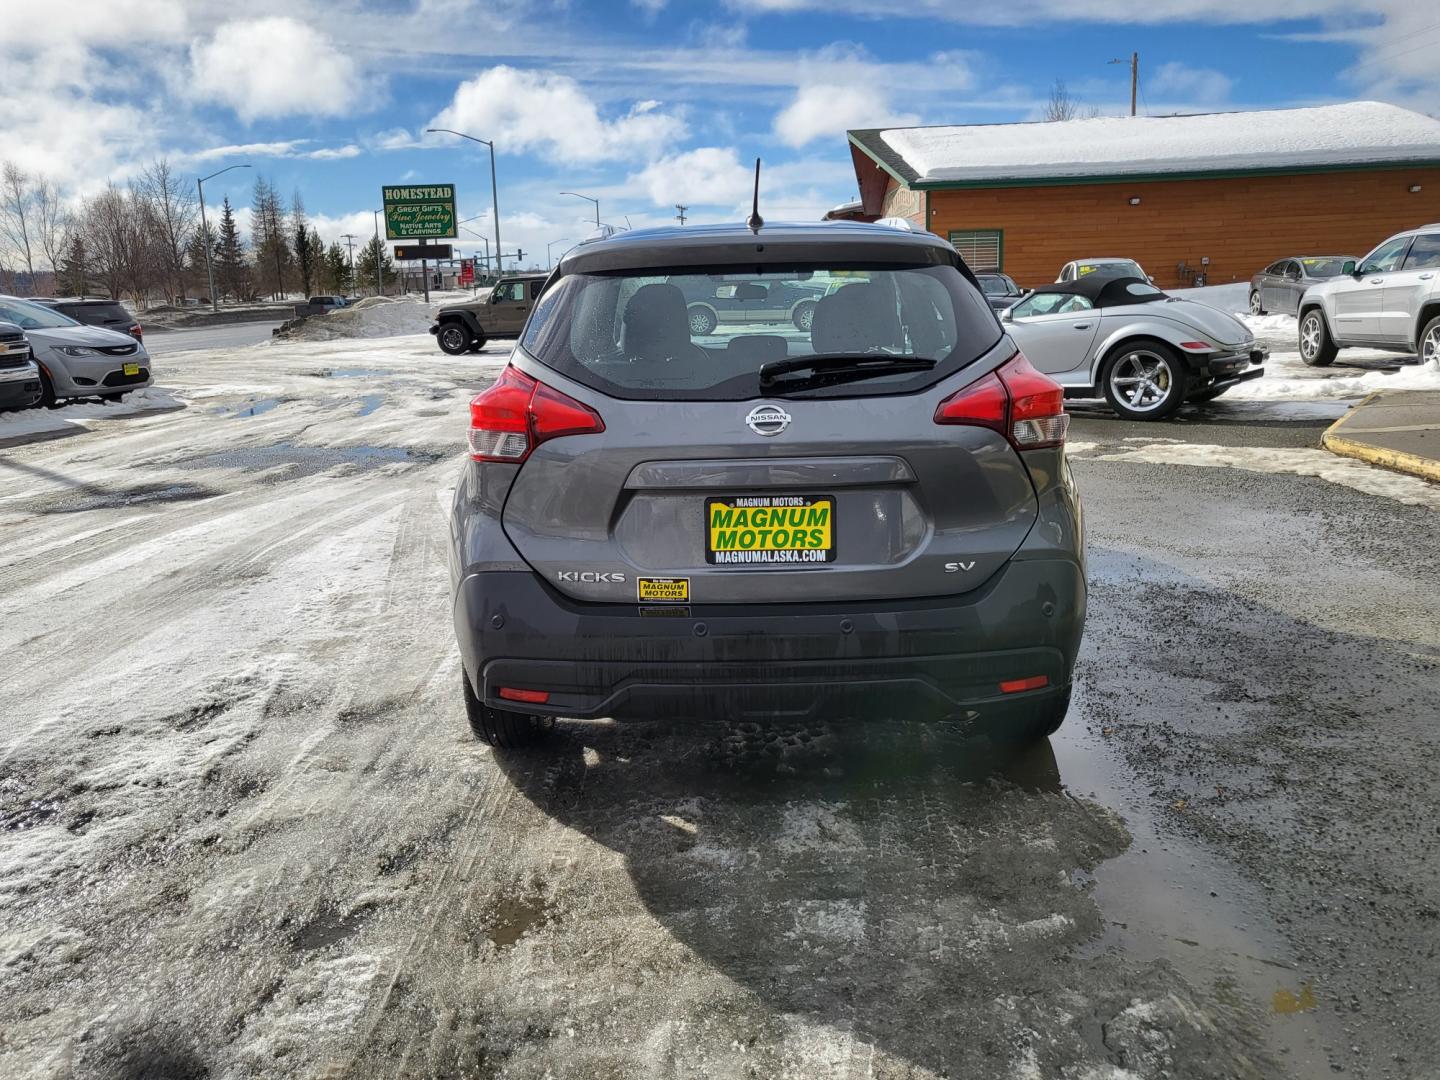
[488,713,1267,1078]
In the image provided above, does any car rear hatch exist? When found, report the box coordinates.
[475,241,1066,605]
[499,365,1043,604]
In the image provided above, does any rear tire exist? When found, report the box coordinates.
[687,305,717,335]
[1101,340,1188,420]
[438,322,473,355]
[1249,290,1264,315]
[462,673,551,748]
[1419,314,1440,369]
[990,685,1071,746]
[1298,309,1337,367]
[792,301,816,331]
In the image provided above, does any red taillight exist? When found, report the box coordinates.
[468,365,604,462]
[130,324,143,341]
[934,351,1068,450]
[498,687,551,704]
[1178,341,1210,351]
[1000,674,1049,694]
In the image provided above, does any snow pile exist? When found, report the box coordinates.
[0,387,185,443]
[273,297,435,342]
[882,101,1440,183]
[1229,344,1440,403]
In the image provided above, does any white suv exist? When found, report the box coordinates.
[1297,225,1440,368]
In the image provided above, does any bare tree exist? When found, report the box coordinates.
[34,178,68,280]
[137,158,197,304]
[1044,80,1080,123]
[82,184,131,300]
[0,162,37,288]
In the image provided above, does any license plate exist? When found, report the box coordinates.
[706,495,835,565]
[122,363,140,376]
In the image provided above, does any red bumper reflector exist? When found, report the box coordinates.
[999,675,1050,694]
[498,687,550,704]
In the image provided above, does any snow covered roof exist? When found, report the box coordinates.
[853,102,1440,187]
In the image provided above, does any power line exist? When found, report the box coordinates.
[675,204,688,225]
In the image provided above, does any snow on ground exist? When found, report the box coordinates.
[273,297,436,341]
[0,387,186,446]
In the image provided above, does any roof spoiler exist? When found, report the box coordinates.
[578,224,623,244]
[873,216,922,232]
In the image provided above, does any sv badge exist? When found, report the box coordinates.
[944,561,976,573]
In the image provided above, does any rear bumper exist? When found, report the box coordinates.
[454,558,1085,725]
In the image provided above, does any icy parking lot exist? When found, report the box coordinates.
[1,329,1438,1078]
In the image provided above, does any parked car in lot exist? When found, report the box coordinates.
[0,321,43,411]
[0,296,153,405]
[975,271,1026,312]
[1001,275,1265,419]
[33,297,143,341]
[450,221,1084,749]
[1297,225,1440,367]
[1248,256,1354,316]
[1056,258,1153,285]
[307,295,349,310]
[431,272,547,354]
[672,274,829,334]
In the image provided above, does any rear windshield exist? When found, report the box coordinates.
[520,264,1000,400]
[1300,258,1349,278]
[59,302,131,322]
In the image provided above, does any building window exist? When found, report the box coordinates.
[948,229,1003,271]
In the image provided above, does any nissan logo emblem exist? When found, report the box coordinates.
[745,404,791,437]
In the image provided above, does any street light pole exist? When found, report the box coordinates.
[561,191,600,227]
[546,238,571,269]
[426,128,501,276]
[196,163,252,312]
[371,209,384,295]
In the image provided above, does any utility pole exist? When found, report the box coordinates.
[425,129,501,290]
[1110,52,1138,116]
[371,210,384,295]
[195,163,252,311]
[341,234,357,295]
[675,204,687,225]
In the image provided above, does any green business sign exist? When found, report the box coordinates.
[382,183,456,239]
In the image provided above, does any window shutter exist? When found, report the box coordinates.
[948,230,1003,271]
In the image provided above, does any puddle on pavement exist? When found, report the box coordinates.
[211,397,284,418]
[356,394,385,417]
[484,893,553,948]
[176,441,436,479]
[1052,683,1331,1073]
[309,367,394,379]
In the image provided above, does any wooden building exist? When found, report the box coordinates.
[844,102,1440,289]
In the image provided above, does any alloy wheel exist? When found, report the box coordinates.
[1300,314,1321,360]
[440,326,468,352]
[1108,350,1175,413]
[1424,325,1440,368]
[1250,291,1262,315]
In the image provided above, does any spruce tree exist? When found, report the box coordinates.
[355,236,396,294]
[57,234,89,296]
[215,197,246,302]
[324,242,352,295]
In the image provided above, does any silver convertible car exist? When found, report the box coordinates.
[1001,276,1267,420]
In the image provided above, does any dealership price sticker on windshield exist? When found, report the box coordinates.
[706,495,835,565]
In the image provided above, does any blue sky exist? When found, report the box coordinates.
[5,0,1437,268]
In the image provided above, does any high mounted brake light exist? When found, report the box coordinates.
[934,351,1069,450]
[468,366,605,463]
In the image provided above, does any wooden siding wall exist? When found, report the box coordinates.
[924,167,1440,289]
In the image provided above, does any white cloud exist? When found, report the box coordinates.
[632,148,755,207]
[428,66,686,163]
[308,144,362,160]
[189,17,365,122]
[775,84,921,147]
[1149,61,1234,104]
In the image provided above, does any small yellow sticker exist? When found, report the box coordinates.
[638,577,689,603]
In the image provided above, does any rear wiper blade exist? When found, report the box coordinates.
[759,353,936,387]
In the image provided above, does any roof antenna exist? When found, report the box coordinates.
[746,157,764,232]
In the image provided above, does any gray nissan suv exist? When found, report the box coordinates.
[448,222,1086,748]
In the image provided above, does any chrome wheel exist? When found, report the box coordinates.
[1424,324,1440,367]
[1108,349,1176,413]
[793,302,815,331]
[1249,291,1263,315]
[1299,313,1322,360]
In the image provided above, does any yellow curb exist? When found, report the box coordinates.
[1322,430,1440,484]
